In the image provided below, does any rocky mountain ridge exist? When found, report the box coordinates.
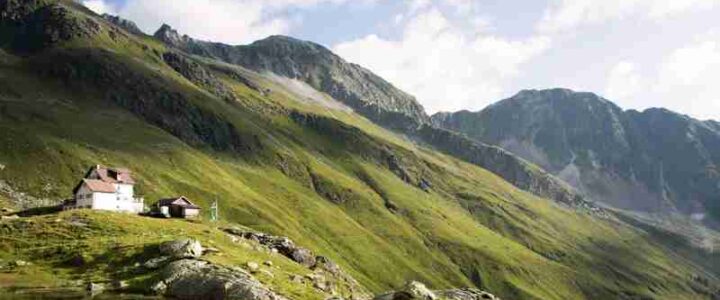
[153,24,429,131]
[432,88,720,227]
[151,24,592,212]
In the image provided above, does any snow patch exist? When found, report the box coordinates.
[264,73,352,113]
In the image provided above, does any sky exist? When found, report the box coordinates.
[82,0,720,121]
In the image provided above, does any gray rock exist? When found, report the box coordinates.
[101,14,144,35]
[159,239,203,259]
[374,281,436,300]
[314,256,341,275]
[87,282,105,293]
[156,259,288,300]
[290,248,316,268]
[143,256,171,269]
[290,274,304,284]
[436,289,500,300]
[151,281,167,295]
[152,30,429,130]
[246,261,260,273]
[222,228,316,267]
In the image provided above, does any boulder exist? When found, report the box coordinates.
[374,281,437,300]
[289,248,316,268]
[155,259,287,300]
[159,239,203,259]
[222,228,316,267]
[314,256,341,275]
[246,261,260,273]
[436,289,500,300]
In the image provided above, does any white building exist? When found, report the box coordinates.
[65,165,144,213]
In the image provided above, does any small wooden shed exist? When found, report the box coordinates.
[152,196,201,219]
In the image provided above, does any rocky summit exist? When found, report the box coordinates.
[432,88,720,228]
[0,1,719,300]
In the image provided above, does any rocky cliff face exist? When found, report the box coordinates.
[101,14,143,35]
[153,25,428,131]
[432,88,720,226]
[0,0,101,53]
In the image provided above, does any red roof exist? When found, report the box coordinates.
[87,165,136,184]
[80,179,116,193]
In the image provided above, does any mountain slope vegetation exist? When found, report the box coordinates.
[152,24,587,212]
[0,1,718,299]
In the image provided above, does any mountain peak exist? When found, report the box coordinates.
[514,88,603,100]
[102,14,143,35]
[153,29,429,128]
[153,23,197,48]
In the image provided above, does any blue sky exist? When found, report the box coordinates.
[83,0,720,120]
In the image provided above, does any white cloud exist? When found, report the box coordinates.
[107,0,361,45]
[334,7,549,113]
[117,0,283,44]
[539,0,720,33]
[82,0,116,15]
[604,38,720,120]
[654,39,720,119]
[605,61,645,106]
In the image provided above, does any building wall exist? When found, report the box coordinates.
[89,192,143,213]
[115,183,134,201]
[91,192,118,210]
[75,185,96,208]
[183,208,200,218]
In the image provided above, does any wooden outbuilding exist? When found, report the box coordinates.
[152,196,201,219]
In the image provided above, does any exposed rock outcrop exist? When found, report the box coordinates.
[34,48,260,154]
[161,51,237,102]
[0,0,100,53]
[101,14,143,35]
[222,227,371,299]
[153,25,429,132]
[158,239,203,259]
[437,288,500,300]
[145,239,289,300]
[223,227,317,267]
[374,281,437,300]
[374,282,500,300]
[154,259,287,300]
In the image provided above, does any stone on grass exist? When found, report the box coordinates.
[246,261,260,273]
[156,259,287,300]
[159,239,203,259]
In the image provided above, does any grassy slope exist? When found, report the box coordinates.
[0,6,717,299]
[0,211,340,300]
